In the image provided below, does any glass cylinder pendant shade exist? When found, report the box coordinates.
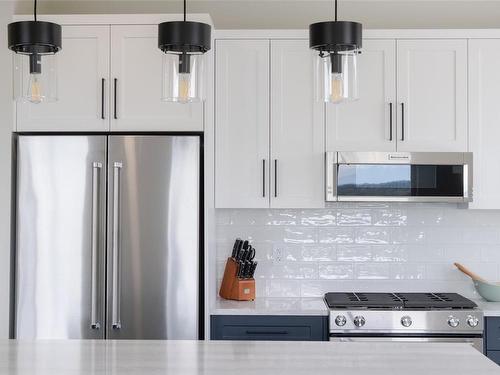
[13,51,58,103]
[309,20,362,104]
[161,52,205,103]
[315,50,358,103]
[8,21,62,103]
[158,21,211,103]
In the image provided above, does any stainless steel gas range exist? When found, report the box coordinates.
[325,292,484,352]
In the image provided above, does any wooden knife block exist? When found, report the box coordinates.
[219,257,255,301]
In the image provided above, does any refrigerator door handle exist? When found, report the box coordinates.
[112,162,122,330]
[90,162,102,330]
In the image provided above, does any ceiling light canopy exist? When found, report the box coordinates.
[309,0,362,103]
[158,0,211,103]
[8,0,61,104]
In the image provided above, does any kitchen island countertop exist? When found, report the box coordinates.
[0,339,498,374]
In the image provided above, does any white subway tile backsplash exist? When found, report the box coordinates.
[318,227,355,244]
[215,205,500,298]
[301,245,336,262]
[337,245,371,262]
[319,263,354,280]
[355,263,390,280]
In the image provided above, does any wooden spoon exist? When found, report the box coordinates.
[454,262,487,282]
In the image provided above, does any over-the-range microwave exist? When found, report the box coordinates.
[325,152,473,203]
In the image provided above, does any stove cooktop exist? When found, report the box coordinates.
[324,292,477,309]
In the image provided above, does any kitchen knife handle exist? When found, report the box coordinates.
[113,78,118,120]
[90,162,102,330]
[400,102,405,141]
[101,78,105,120]
[389,102,393,141]
[274,159,278,198]
[262,159,266,197]
[112,162,122,330]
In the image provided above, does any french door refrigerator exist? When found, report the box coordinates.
[14,135,202,340]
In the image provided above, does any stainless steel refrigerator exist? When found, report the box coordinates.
[14,135,202,340]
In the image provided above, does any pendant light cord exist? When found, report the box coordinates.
[334,0,337,21]
[183,0,186,22]
[34,0,37,21]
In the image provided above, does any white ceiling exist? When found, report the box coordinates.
[13,0,500,29]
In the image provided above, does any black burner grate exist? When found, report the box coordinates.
[324,292,477,309]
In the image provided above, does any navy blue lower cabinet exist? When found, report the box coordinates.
[485,317,500,364]
[210,315,328,341]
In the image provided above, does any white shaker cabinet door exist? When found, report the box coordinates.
[326,39,397,152]
[270,40,325,208]
[396,39,467,152]
[110,25,203,131]
[215,39,270,208]
[469,39,500,209]
[16,26,110,132]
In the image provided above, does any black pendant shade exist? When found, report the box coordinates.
[158,21,211,53]
[309,21,362,53]
[8,20,62,55]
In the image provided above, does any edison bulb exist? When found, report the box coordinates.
[178,73,191,103]
[27,73,42,104]
[331,73,344,103]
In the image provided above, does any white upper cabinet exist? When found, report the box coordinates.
[110,25,203,131]
[396,39,467,152]
[469,39,500,209]
[326,39,397,152]
[270,40,324,208]
[16,26,110,132]
[215,40,270,208]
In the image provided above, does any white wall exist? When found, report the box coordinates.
[14,0,500,29]
[216,205,500,299]
[0,1,14,338]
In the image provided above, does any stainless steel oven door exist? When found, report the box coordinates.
[329,336,483,353]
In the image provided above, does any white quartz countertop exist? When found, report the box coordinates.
[212,297,329,316]
[0,339,498,374]
[474,299,500,317]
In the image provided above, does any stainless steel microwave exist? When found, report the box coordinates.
[325,152,473,203]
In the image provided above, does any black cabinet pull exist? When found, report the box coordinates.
[389,102,393,141]
[262,159,266,197]
[101,78,105,120]
[401,102,405,141]
[245,330,288,335]
[114,78,118,120]
[274,159,278,198]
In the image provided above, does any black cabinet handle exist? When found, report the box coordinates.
[245,330,288,335]
[274,159,278,198]
[389,102,393,141]
[262,159,266,197]
[101,78,105,120]
[114,78,118,120]
[401,102,405,141]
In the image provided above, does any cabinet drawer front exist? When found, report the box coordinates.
[486,317,500,350]
[210,315,327,341]
[222,325,311,340]
[486,351,500,365]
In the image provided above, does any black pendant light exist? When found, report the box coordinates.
[158,0,211,103]
[309,0,362,103]
[8,0,61,103]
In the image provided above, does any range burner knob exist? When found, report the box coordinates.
[467,315,479,327]
[401,316,412,327]
[353,316,366,327]
[335,315,347,326]
[447,316,460,328]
